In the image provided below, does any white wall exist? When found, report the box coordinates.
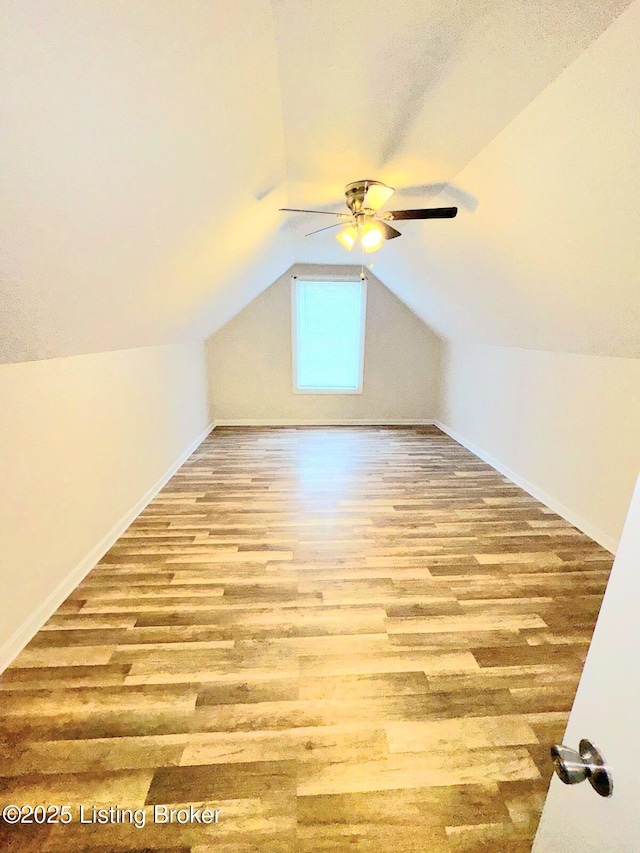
[439,342,640,551]
[206,266,441,424]
[0,342,211,667]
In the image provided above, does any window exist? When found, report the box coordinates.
[292,277,367,394]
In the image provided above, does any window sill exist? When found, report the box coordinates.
[292,387,364,395]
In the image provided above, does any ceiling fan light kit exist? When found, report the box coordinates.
[360,221,384,251]
[280,179,458,253]
[336,225,358,250]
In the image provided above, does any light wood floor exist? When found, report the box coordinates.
[0,427,613,852]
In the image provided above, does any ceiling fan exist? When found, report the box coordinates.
[280,179,457,252]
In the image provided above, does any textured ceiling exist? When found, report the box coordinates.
[274,0,629,198]
[371,0,640,358]
[2,0,293,363]
[1,0,635,363]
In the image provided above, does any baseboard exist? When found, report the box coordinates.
[435,420,618,555]
[0,421,215,674]
[212,419,436,427]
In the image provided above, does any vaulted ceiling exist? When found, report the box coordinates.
[2,0,637,363]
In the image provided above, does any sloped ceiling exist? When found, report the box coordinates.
[2,0,635,363]
[372,0,640,358]
[2,0,293,363]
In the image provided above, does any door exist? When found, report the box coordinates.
[533,471,640,852]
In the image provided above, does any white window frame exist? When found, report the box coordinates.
[291,274,367,395]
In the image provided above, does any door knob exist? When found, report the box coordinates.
[550,739,613,797]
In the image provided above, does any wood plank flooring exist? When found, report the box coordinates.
[0,426,614,852]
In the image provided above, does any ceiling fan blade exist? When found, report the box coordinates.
[384,207,458,221]
[305,221,352,237]
[280,208,350,217]
[377,221,402,240]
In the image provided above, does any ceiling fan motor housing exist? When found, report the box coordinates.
[345,179,386,215]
